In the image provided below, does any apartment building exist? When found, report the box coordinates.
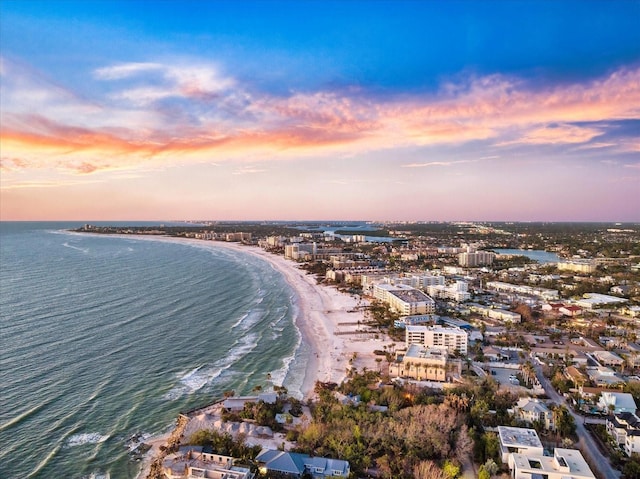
[557,259,597,273]
[405,325,468,355]
[389,345,454,381]
[373,283,436,315]
[458,250,495,267]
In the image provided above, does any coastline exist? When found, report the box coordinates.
[103,235,390,479]
[103,234,388,399]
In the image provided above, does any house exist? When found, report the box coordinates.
[559,305,582,317]
[497,426,543,464]
[508,448,595,479]
[162,447,253,479]
[223,393,277,411]
[511,398,555,431]
[607,412,640,445]
[592,350,624,367]
[256,449,350,478]
[598,392,637,415]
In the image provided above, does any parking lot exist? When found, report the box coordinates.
[488,366,530,393]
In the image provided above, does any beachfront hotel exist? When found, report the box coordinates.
[405,325,468,355]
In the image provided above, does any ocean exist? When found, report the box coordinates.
[0,222,306,479]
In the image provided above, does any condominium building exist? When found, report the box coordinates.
[389,345,458,381]
[468,303,521,323]
[486,281,560,301]
[458,251,495,267]
[427,280,471,302]
[557,259,597,274]
[405,325,468,355]
[373,283,436,316]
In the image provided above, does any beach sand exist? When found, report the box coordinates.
[133,236,390,478]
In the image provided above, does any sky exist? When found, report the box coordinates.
[1,0,639,222]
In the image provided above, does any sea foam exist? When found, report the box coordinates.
[66,433,109,447]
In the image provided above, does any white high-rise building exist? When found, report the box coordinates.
[405,325,468,355]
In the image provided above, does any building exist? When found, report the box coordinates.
[557,259,597,274]
[426,280,472,302]
[598,392,637,415]
[373,283,436,315]
[256,450,350,478]
[468,303,522,323]
[486,281,560,301]
[162,447,253,479]
[592,350,624,367]
[508,448,595,479]
[394,314,436,329]
[497,426,544,464]
[511,398,555,431]
[458,250,495,267]
[575,293,628,309]
[607,412,640,456]
[389,345,459,381]
[405,325,468,355]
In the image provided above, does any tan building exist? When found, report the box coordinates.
[389,345,457,381]
[557,259,597,273]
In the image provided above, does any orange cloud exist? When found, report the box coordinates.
[2,59,640,184]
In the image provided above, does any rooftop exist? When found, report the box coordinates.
[498,426,543,449]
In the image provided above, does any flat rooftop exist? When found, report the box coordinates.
[498,426,543,449]
[390,289,433,304]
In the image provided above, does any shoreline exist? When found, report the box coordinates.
[92,234,390,479]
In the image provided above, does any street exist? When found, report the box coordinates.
[534,363,621,479]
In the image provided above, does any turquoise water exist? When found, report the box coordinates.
[493,248,560,264]
[0,222,305,479]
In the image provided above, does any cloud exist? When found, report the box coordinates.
[232,166,267,175]
[2,56,640,184]
[95,61,235,106]
[402,161,455,168]
[500,123,604,146]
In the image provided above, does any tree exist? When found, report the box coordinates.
[553,405,576,438]
[413,460,447,479]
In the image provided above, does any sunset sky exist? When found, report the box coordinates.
[1,0,639,221]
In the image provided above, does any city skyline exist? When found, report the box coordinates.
[1,0,639,222]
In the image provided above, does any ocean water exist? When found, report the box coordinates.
[0,222,306,479]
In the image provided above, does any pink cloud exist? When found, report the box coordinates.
[2,58,640,184]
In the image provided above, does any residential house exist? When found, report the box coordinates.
[162,447,253,479]
[511,398,555,431]
[508,448,595,479]
[256,450,350,478]
[598,392,637,415]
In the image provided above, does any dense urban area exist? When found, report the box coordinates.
[80,221,640,479]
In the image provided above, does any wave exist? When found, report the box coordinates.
[163,332,261,400]
[62,242,90,254]
[65,432,110,448]
[0,398,50,432]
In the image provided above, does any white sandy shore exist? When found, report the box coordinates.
[122,235,390,479]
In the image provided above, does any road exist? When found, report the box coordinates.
[534,363,621,479]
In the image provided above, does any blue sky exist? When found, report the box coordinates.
[1,0,639,221]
